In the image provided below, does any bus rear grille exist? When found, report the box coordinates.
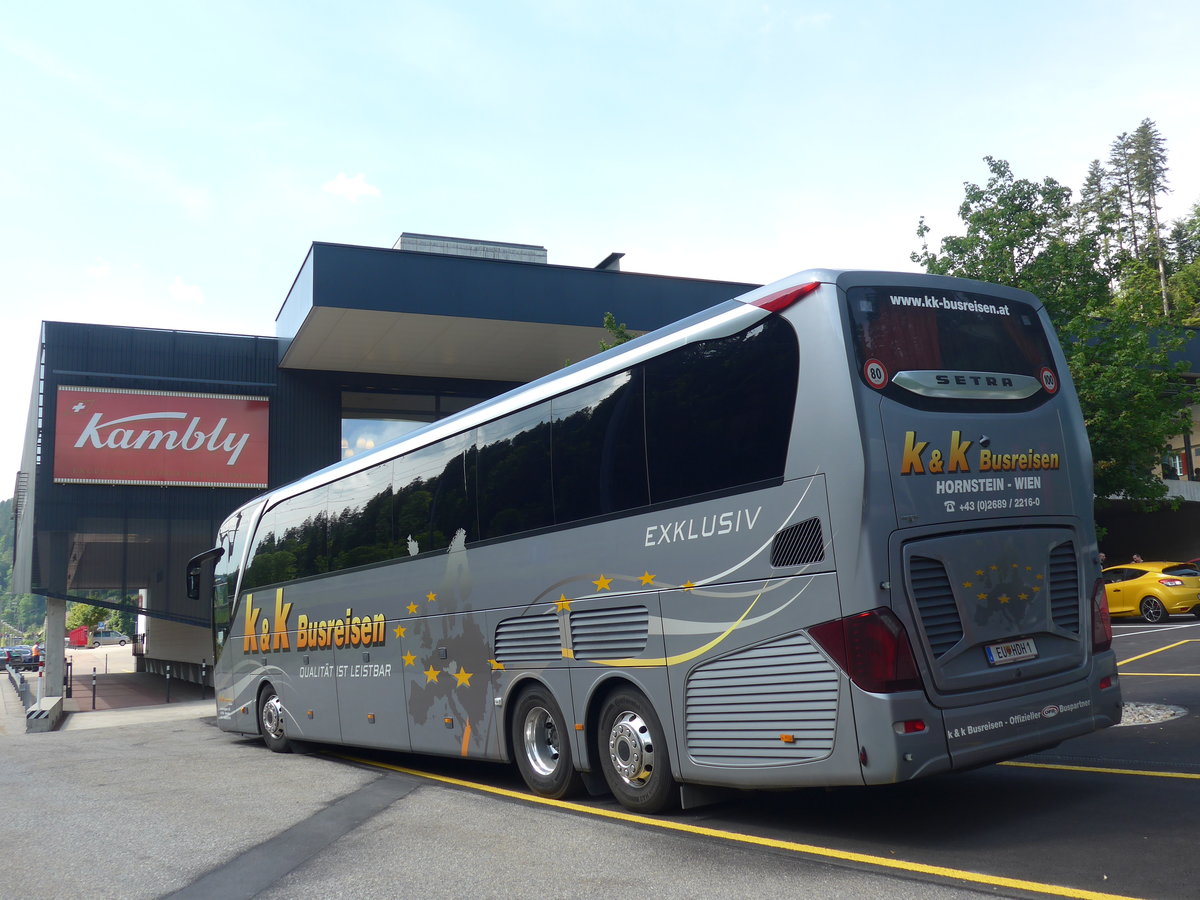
[909,556,964,657]
[1048,542,1080,633]
[494,614,561,662]
[569,607,649,658]
[684,632,838,765]
[770,517,826,567]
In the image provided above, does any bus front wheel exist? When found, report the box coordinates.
[511,686,583,799]
[259,685,292,753]
[596,687,678,814]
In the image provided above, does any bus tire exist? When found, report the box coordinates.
[511,686,583,799]
[596,687,678,814]
[1140,597,1167,624]
[258,684,292,753]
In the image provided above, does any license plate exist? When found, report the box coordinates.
[984,637,1038,666]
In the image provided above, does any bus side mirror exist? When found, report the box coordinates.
[186,547,225,601]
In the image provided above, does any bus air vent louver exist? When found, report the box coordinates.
[770,517,825,567]
[908,555,964,657]
[684,632,838,765]
[1048,542,1080,633]
[494,614,561,663]
[569,606,649,658]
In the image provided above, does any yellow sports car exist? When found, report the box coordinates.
[1102,562,1200,623]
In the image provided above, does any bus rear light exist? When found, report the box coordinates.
[895,719,927,734]
[1099,676,1114,691]
[751,280,822,312]
[809,608,923,694]
[1091,579,1113,652]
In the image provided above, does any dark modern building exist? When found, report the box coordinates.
[12,234,757,706]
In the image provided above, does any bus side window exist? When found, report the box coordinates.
[644,317,797,503]
[403,431,473,552]
[475,402,553,540]
[552,369,648,524]
[327,463,395,572]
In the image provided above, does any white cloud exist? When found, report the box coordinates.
[323,172,381,201]
[86,257,110,279]
[168,275,205,305]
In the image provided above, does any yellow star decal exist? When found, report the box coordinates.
[999,594,1010,604]
[407,602,419,614]
[963,581,974,588]
[453,669,473,686]
[1011,563,1019,569]
[488,659,505,670]
[976,569,985,576]
[1036,574,1044,581]
[593,574,612,591]
[423,665,440,683]
[977,592,988,600]
[1032,586,1041,593]
[426,591,438,603]
[1018,592,1029,601]
[990,565,999,571]
[683,580,696,591]
[402,652,417,667]
[393,624,407,639]
[556,595,572,612]
[639,571,655,585]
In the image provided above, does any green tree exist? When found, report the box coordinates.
[913,156,1194,505]
[1129,119,1171,311]
[599,312,634,351]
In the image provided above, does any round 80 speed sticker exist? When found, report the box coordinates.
[864,358,889,389]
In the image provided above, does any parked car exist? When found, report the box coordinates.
[1102,562,1200,623]
[91,629,130,647]
[3,646,36,671]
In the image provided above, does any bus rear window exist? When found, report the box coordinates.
[846,285,1058,407]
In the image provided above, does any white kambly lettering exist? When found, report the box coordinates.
[73,411,252,466]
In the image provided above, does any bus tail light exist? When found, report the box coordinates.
[809,608,922,694]
[751,280,821,312]
[1091,579,1113,652]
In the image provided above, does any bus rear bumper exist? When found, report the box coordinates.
[857,653,1121,784]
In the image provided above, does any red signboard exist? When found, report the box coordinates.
[54,387,269,487]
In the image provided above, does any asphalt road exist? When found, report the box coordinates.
[3,619,1197,899]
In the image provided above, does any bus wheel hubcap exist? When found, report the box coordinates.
[522,706,561,777]
[608,711,654,787]
[263,696,285,740]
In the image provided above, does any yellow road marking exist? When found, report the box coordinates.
[339,754,1142,900]
[1001,760,1200,780]
[1116,672,1200,677]
[1117,640,1197,667]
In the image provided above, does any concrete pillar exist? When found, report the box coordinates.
[43,595,66,698]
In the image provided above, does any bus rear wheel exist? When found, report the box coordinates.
[259,685,292,753]
[596,687,677,814]
[511,686,583,799]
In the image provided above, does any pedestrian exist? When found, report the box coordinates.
[1131,553,1144,563]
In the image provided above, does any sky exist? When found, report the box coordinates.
[3,0,1199,490]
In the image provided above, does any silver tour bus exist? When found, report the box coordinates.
[189,269,1121,813]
